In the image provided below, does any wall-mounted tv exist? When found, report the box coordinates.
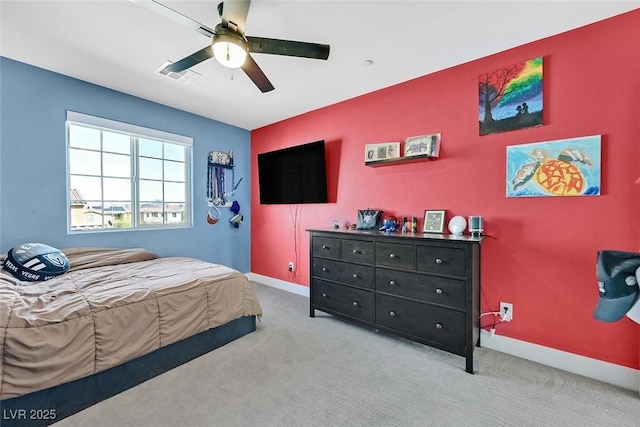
[258,140,328,204]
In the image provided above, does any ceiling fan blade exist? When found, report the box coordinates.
[246,36,330,60]
[130,0,215,38]
[241,54,274,93]
[163,46,213,73]
[219,0,251,35]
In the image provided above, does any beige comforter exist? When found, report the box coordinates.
[0,248,262,399]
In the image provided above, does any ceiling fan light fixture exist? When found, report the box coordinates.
[212,33,247,69]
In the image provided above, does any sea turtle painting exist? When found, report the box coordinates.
[506,136,601,197]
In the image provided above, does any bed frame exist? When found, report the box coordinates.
[0,315,257,427]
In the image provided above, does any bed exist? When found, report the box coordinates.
[0,247,263,426]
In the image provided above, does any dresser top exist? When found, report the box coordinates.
[307,228,484,243]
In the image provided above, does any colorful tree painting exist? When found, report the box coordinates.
[479,57,543,135]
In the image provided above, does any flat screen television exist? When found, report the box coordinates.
[258,140,328,204]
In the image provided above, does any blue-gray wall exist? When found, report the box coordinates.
[0,57,251,272]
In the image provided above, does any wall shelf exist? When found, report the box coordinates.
[208,163,234,170]
[365,154,436,167]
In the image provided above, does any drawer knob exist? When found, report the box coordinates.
[435,288,443,294]
[322,245,329,250]
[389,311,396,317]
[322,267,327,272]
[352,249,358,253]
[353,301,358,307]
[322,293,327,298]
[389,253,396,259]
[435,258,443,264]
[352,273,358,279]
[389,280,396,286]
[435,323,443,329]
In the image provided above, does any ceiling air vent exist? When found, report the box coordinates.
[156,61,201,84]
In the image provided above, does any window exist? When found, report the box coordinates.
[66,112,192,232]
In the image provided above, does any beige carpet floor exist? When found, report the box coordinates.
[54,282,640,427]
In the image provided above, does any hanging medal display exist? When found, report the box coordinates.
[207,150,240,225]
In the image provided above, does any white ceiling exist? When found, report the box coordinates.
[1,1,639,130]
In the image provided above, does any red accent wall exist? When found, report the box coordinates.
[251,10,640,369]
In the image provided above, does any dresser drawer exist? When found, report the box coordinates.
[375,294,465,352]
[312,236,340,260]
[375,242,414,270]
[312,279,374,323]
[375,268,466,309]
[342,239,374,264]
[312,258,374,290]
[416,246,466,277]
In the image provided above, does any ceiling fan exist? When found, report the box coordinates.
[131,0,330,92]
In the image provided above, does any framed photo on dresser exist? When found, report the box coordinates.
[423,210,445,233]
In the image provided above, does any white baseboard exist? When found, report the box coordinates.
[248,273,639,393]
[246,273,310,297]
[480,330,639,392]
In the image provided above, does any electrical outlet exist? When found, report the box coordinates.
[500,302,513,322]
[288,261,294,272]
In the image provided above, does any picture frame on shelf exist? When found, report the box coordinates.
[365,142,400,162]
[423,210,446,233]
[404,134,441,158]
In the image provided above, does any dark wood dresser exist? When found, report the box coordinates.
[308,228,483,373]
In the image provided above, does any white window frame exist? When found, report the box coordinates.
[66,111,193,233]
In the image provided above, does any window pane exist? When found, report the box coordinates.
[103,177,131,200]
[70,201,103,230]
[140,179,163,201]
[165,203,186,224]
[103,153,131,178]
[69,148,101,175]
[69,125,100,150]
[164,160,184,182]
[70,175,102,200]
[164,182,185,202]
[139,157,163,180]
[139,203,162,225]
[139,138,163,158]
[104,203,132,229]
[103,131,130,154]
[164,143,185,161]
